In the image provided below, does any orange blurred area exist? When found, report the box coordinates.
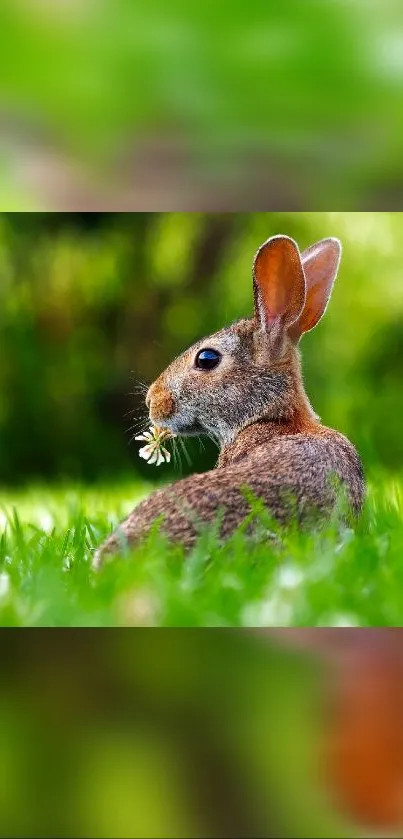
[1,629,403,838]
[0,1,403,210]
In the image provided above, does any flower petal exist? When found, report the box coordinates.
[137,429,154,440]
[139,445,153,460]
[161,447,171,463]
[147,449,159,465]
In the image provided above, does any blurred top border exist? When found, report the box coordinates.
[1,0,402,211]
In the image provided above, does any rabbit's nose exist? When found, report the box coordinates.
[147,382,176,422]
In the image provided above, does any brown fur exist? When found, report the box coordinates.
[147,388,175,422]
[93,235,365,568]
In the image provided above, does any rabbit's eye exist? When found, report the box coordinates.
[195,349,221,370]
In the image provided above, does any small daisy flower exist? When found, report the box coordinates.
[135,425,176,466]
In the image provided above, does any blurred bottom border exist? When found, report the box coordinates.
[0,628,402,839]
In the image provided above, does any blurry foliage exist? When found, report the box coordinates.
[0,211,402,486]
[0,629,356,838]
[0,1,403,208]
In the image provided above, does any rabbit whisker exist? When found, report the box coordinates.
[172,438,182,475]
[178,436,192,467]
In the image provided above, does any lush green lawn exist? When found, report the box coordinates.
[0,474,402,627]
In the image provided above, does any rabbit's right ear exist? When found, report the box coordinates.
[253,235,306,347]
[288,238,342,342]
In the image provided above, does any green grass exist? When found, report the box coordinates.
[0,474,402,627]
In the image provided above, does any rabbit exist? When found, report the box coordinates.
[93,234,365,568]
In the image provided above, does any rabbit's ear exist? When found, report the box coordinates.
[288,238,341,343]
[253,235,306,343]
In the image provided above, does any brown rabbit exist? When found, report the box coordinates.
[93,235,365,568]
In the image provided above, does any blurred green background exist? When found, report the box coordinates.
[0,629,359,838]
[0,211,402,488]
[0,1,403,210]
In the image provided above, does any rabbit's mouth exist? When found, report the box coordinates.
[159,416,205,437]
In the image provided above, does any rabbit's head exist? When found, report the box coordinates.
[146,235,341,445]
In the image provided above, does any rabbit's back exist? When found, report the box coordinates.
[95,428,364,563]
[243,429,364,519]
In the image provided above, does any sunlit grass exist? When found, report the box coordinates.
[0,474,402,627]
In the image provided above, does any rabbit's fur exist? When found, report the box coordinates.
[94,235,365,567]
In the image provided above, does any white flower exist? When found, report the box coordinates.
[135,425,175,466]
[135,431,154,443]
